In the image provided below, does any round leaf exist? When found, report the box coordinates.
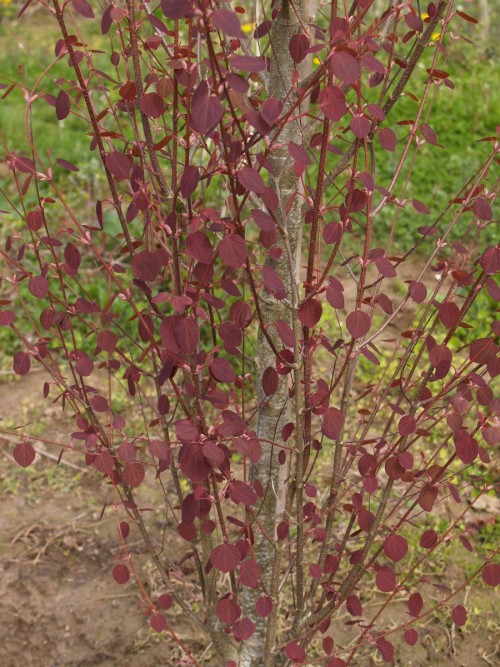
[233,617,255,640]
[298,299,322,328]
[256,595,273,618]
[404,629,418,646]
[330,50,360,84]
[140,93,165,119]
[451,604,467,627]
[285,641,306,663]
[383,534,408,563]
[13,442,36,468]
[482,563,500,587]
[211,543,240,573]
[216,597,241,624]
[346,310,371,339]
[211,357,236,383]
[122,462,145,487]
[219,235,248,269]
[112,564,130,584]
[150,613,167,632]
[376,566,396,592]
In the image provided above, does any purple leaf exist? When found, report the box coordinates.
[482,563,500,587]
[72,0,94,19]
[298,299,322,328]
[161,0,194,20]
[251,209,275,231]
[132,250,161,282]
[262,367,279,396]
[350,115,371,138]
[262,266,286,300]
[451,605,467,627]
[186,231,214,264]
[398,415,416,436]
[438,301,460,329]
[216,597,241,624]
[330,50,360,84]
[289,33,310,63]
[212,9,244,38]
[211,543,240,573]
[150,614,167,633]
[261,98,282,125]
[256,596,273,618]
[473,197,492,221]
[480,246,500,274]
[26,210,43,231]
[319,85,347,121]
[420,529,438,548]
[106,151,132,180]
[383,534,408,562]
[56,90,70,120]
[122,462,145,487]
[275,320,295,347]
[29,275,48,299]
[405,12,424,31]
[375,566,396,592]
[240,559,260,587]
[409,281,427,303]
[56,158,79,172]
[0,310,15,326]
[13,351,31,376]
[140,93,165,119]
[420,123,438,145]
[288,141,311,165]
[233,617,255,640]
[230,55,267,73]
[179,444,212,482]
[191,81,224,135]
[285,641,306,663]
[454,429,478,464]
[211,357,236,383]
[379,127,397,151]
[219,235,248,269]
[180,165,200,198]
[346,310,371,339]
[322,407,344,439]
[237,167,265,193]
[408,592,423,616]
[112,564,130,584]
[13,442,36,467]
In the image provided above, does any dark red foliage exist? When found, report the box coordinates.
[3,1,497,663]
[216,597,241,625]
[211,544,241,573]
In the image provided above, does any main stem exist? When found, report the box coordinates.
[239,1,316,665]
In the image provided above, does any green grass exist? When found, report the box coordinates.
[0,7,110,164]
[0,9,497,369]
[322,36,498,253]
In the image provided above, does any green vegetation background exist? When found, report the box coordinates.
[0,5,498,360]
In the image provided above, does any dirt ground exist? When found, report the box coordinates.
[0,373,498,667]
[0,373,206,667]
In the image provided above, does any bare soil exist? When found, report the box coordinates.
[0,374,498,667]
[0,374,206,667]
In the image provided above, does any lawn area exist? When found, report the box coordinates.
[0,4,498,666]
[1,4,498,247]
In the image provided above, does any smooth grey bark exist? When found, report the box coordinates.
[239,1,316,665]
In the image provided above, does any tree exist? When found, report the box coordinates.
[1,0,498,665]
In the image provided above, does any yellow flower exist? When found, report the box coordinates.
[241,23,254,34]
[431,32,441,41]
[421,12,429,19]
[313,56,321,65]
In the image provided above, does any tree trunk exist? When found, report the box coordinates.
[239,2,316,664]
